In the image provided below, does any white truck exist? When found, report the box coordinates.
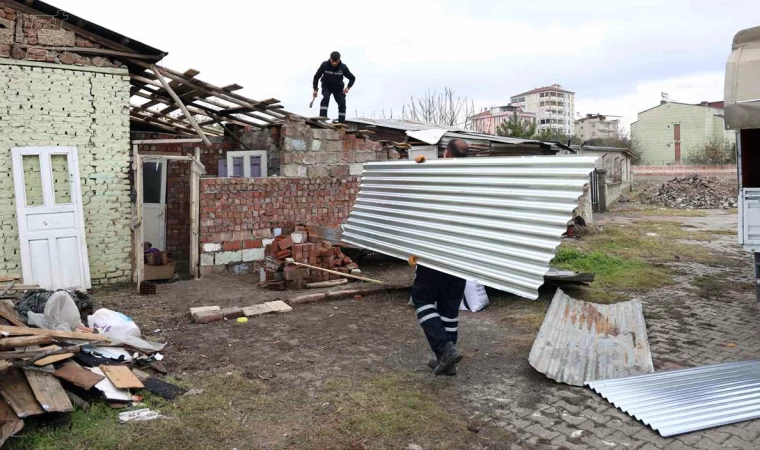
[725,25,760,301]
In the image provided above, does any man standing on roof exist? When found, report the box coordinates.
[411,138,469,376]
[313,51,355,123]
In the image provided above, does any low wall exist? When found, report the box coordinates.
[198,176,359,274]
[605,181,633,209]
[632,165,736,177]
[576,186,593,224]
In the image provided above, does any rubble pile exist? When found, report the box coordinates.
[641,174,738,209]
[0,291,177,442]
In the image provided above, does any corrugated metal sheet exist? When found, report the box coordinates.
[586,360,760,437]
[341,155,597,299]
[529,289,654,386]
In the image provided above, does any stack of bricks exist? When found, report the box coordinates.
[0,3,125,68]
[262,234,360,291]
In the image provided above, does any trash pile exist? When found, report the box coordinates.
[261,226,362,291]
[0,291,178,444]
[640,174,738,209]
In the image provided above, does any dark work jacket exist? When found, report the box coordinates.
[313,61,356,90]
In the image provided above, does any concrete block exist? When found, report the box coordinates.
[200,254,215,267]
[282,164,307,177]
[215,250,242,265]
[307,166,330,178]
[311,139,322,151]
[242,248,265,262]
[220,307,245,319]
[349,163,364,175]
[243,300,293,317]
[191,306,222,324]
[284,137,307,152]
[287,293,327,306]
[292,232,306,244]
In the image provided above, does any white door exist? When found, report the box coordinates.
[12,146,91,289]
[142,160,167,251]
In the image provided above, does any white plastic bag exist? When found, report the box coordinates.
[88,309,140,338]
[460,281,489,312]
[28,291,83,331]
[87,308,165,353]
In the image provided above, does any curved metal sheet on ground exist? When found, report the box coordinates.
[586,360,760,437]
[529,289,654,386]
[342,155,598,299]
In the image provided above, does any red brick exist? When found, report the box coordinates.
[287,293,327,305]
[223,241,241,251]
[193,310,223,324]
[279,235,294,249]
[244,239,263,249]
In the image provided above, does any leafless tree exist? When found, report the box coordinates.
[401,87,476,129]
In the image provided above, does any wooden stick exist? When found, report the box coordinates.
[190,147,200,279]
[0,275,20,283]
[0,335,53,349]
[0,345,84,361]
[12,44,162,60]
[151,65,212,146]
[0,326,109,342]
[307,279,348,289]
[284,259,383,284]
[5,285,39,292]
[0,281,15,297]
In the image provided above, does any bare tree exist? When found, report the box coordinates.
[401,87,476,128]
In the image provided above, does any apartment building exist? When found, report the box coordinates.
[509,84,575,135]
[575,114,621,141]
[468,105,536,135]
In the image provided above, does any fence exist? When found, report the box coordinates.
[632,165,736,177]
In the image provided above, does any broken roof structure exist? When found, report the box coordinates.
[345,118,573,156]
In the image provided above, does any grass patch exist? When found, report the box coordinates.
[301,372,471,449]
[712,229,738,236]
[10,373,304,450]
[551,246,674,303]
[690,274,756,299]
[616,208,708,217]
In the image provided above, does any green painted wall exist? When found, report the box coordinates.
[631,102,736,165]
[0,63,132,285]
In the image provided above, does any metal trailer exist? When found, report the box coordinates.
[725,25,760,302]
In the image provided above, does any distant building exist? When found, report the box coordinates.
[630,101,736,165]
[468,105,536,135]
[509,84,575,135]
[575,114,621,141]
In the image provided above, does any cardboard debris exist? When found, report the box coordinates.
[118,408,165,423]
[87,367,132,402]
[100,365,145,390]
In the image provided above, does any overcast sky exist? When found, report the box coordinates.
[56,0,760,132]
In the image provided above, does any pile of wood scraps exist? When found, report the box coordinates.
[0,275,39,299]
[0,304,180,444]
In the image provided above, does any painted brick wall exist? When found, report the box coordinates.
[132,133,239,271]
[198,176,359,271]
[0,63,131,285]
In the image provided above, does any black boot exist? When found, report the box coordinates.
[427,356,456,375]
[434,342,462,376]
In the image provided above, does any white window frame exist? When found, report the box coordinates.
[225,150,267,178]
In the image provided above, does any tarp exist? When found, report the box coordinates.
[725,25,760,130]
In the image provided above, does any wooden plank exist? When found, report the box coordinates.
[132,138,202,145]
[151,65,212,146]
[0,302,25,328]
[34,349,75,367]
[87,367,131,401]
[0,282,15,297]
[134,150,144,291]
[190,147,200,279]
[0,345,81,361]
[100,365,144,390]
[0,335,53,350]
[5,285,39,291]
[24,368,74,413]
[0,368,44,418]
[54,361,104,390]
[0,326,109,342]
[13,44,161,60]
[0,275,19,282]
[0,398,25,448]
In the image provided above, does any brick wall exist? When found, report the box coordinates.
[198,176,359,273]
[132,133,238,271]
[0,3,127,69]
[0,63,131,285]
[632,165,737,177]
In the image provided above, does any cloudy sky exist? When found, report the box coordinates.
[56,0,760,132]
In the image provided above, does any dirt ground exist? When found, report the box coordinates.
[11,202,760,450]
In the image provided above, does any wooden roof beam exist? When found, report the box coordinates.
[151,65,212,145]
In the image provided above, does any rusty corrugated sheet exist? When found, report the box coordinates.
[529,289,654,386]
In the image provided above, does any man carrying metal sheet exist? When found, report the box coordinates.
[411,139,469,376]
[312,51,356,123]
